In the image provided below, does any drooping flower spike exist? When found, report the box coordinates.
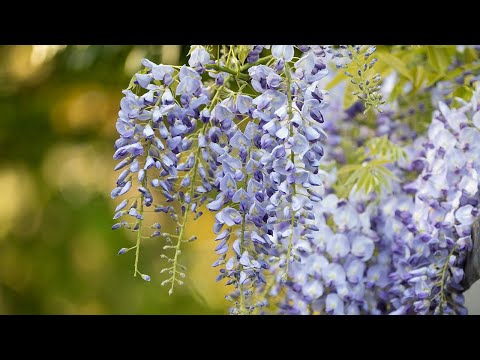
[111,45,330,312]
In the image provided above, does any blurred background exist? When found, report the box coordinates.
[0,45,478,314]
[0,45,229,314]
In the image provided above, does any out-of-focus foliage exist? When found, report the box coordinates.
[329,45,480,198]
[328,46,480,133]
[0,45,227,314]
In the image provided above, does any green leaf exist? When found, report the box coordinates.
[388,76,407,102]
[355,171,369,193]
[237,45,249,65]
[465,47,478,63]
[377,51,413,81]
[368,158,391,167]
[343,80,358,109]
[375,164,400,182]
[425,71,446,88]
[413,66,426,92]
[450,85,474,103]
[376,171,392,191]
[364,175,375,194]
[337,164,361,175]
[427,46,451,75]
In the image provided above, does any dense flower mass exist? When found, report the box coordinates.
[110,45,331,313]
[265,79,408,314]
[377,93,480,315]
[111,50,217,292]
[111,45,480,315]
[206,45,330,314]
[275,76,480,314]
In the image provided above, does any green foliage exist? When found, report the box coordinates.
[365,135,407,162]
[236,45,250,65]
[328,46,480,124]
[0,45,227,314]
[379,46,480,105]
[328,45,480,198]
[335,136,405,197]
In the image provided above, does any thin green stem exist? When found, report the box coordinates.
[134,141,151,276]
[169,146,201,294]
[284,63,296,282]
[209,75,232,111]
[205,64,249,80]
[239,211,247,314]
[166,70,227,292]
[238,157,250,315]
[240,55,273,71]
[166,68,232,293]
[439,244,458,312]
[206,53,274,81]
[226,45,234,67]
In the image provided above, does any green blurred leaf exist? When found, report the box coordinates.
[378,51,413,81]
[465,47,479,63]
[413,66,426,92]
[343,80,358,109]
[337,163,361,175]
[237,45,249,65]
[427,46,451,74]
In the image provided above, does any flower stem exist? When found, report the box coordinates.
[205,64,249,81]
[134,141,151,276]
[284,62,296,282]
[238,160,250,314]
[239,211,247,314]
[206,54,274,81]
[169,146,201,294]
[240,55,273,71]
[133,199,144,277]
[439,244,458,312]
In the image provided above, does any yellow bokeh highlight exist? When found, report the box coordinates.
[0,166,37,239]
[71,228,110,279]
[4,45,60,86]
[124,47,147,75]
[30,45,66,67]
[161,45,181,65]
[42,142,114,203]
[50,85,118,136]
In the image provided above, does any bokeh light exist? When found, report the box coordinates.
[0,45,226,314]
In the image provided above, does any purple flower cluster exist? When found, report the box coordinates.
[376,93,480,314]
[111,45,330,307]
[274,70,480,314]
[111,47,216,291]
[265,78,406,314]
[204,45,330,314]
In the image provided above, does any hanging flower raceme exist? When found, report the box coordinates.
[111,46,221,293]
[259,68,421,314]
[264,46,329,286]
[206,98,274,314]
[198,45,330,313]
[375,90,480,315]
